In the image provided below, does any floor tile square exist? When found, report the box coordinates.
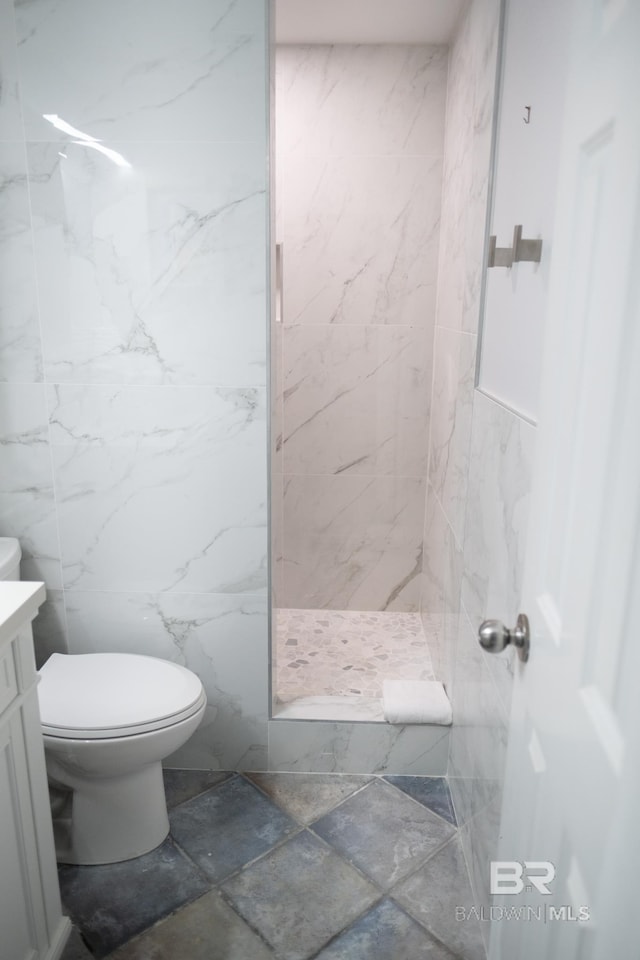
[58,838,210,958]
[169,774,298,883]
[312,779,456,889]
[246,772,372,823]
[107,890,276,959]
[163,769,233,809]
[314,898,459,960]
[392,836,485,960]
[222,830,380,960]
[385,776,457,825]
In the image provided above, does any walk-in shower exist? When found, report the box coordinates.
[270,21,463,720]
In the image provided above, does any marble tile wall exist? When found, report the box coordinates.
[419,0,540,946]
[275,44,448,611]
[0,0,270,770]
[421,0,502,691]
[453,393,535,931]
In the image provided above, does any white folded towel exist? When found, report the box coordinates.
[383,679,452,725]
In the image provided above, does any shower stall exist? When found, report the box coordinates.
[270,19,486,720]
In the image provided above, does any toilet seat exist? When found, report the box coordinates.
[38,652,206,740]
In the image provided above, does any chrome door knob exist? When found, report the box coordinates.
[478,614,530,662]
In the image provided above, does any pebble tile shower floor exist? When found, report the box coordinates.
[275,610,436,704]
[59,770,484,960]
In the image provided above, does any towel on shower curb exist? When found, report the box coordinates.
[382,679,452,725]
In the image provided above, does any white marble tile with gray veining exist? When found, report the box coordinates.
[27,140,266,385]
[0,143,42,382]
[448,613,509,829]
[428,328,477,545]
[276,44,448,159]
[433,12,476,334]
[421,485,463,689]
[282,324,431,477]
[0,0,23,140]
[281,154,442,327]
[461,391,535,628]
[267,717,449,776]
[461,392,536,716]
[64,590,269,771]
[49,384,267,594]
[15,0,266,143]
[0,382,62,587]
[282,474,424,612]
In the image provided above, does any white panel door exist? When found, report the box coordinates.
[489,0,640,957]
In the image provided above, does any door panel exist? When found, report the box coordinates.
[490,0,640,956]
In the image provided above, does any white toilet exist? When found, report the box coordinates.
[0,538,207,865]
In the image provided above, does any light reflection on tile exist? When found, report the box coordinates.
[16,0,267,142]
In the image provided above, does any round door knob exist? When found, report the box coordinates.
[478,620,511,653]
[478,614,530,662]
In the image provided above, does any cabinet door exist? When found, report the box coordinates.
[0,713,48,960]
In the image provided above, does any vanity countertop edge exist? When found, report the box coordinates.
[0,581,46,648]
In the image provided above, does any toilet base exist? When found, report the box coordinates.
[49,761,170,865]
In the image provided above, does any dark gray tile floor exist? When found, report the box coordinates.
[59,771,484,960]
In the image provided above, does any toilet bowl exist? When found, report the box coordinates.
[38,652,206,865]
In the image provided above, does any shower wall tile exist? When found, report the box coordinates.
[280,153,442,327]
[0,142,42,382]
[27,140,267,386]
[448,613,508,829]
[0,382,62,589]
[0,0,22,139]
[282,475,424,612]
[276,44,448,158]
[433,17,475,334]
[420,484,462,689]
[419,0,507,928]
[276,44,446,613]
[282,324,432,477]
[14,0,266,143]
[462,391,536,717]
[428,327,477,545]
[49,384,267,595]
[64,591,269,771]
[461,392,535,627]
[461,2,501,337]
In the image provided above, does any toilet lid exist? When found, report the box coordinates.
[38,653,205,739]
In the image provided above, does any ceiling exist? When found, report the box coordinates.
[274,0,468,45]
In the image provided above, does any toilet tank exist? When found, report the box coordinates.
[0,538,21,581]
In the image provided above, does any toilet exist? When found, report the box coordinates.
[0,538,207,865]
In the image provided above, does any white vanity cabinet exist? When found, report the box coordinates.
[0,583,70,960]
